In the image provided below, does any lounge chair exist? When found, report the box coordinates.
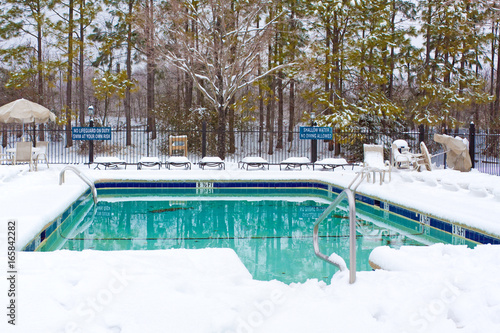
[279,157,310,170]
[34,141,49,169]
[94,156,127,170]
[362,144,391,184]
[137,156,161,170]
[238,156,269,170]
[165,156,191,169]
[313,157,354,171]
[199,156,225,170]
[13,141,35,171]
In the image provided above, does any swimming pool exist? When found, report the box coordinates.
[36,196,450,283]
[24,180,492,284]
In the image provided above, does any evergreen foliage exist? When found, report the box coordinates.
[0,0,498,155]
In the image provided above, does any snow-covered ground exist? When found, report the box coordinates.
[1,163,500,332]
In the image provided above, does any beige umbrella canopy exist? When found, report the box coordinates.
[0,98,56,124]
[434,133,472,172]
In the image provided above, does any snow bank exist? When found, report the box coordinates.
[1,163,500,332]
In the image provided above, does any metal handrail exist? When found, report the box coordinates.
[313,188,357,284]
[59,166,98,204]
[347,171,369,190]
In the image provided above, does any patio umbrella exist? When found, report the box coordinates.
[434,133,472,172]
[0,98,56,141]
[0,98,55,123]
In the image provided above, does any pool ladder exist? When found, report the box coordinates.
[313,173,368,284]
[59,166,98,204]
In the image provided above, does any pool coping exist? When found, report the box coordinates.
[22,178,500,251]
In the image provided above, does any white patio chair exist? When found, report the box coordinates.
[34,141,49,169]
[362,144,391,184]
[391,143,416,169]
[13,141,35,171]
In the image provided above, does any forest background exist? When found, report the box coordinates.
[1,0,499,159]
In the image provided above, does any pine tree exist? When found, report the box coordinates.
[0,0,51,108]
[412,0,492,130]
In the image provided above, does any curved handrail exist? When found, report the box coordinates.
[59,166,98,204]
[313,188,357,284]
[347,169,371,190]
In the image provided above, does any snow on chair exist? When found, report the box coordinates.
[362,144,391,184]
[391,143,416,169]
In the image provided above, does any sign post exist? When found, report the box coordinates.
[312,132,317,163]
[89,110,94,164]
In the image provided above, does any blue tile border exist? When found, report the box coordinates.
[22,179,500,252]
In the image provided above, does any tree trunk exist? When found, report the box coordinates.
[78,0,85,127]
[490,22,496,122]
[176,68,181,114]
[288,79,295,143]
[65,0,74,148]
[276,70,284,149]
[425,2,432,66]
[37,0,45,141]
[388,0,395,100]
[267,77,275,155]
[184,73,193,111]
[215,14,226,159]
[146,0,156,140]
[217,104,226,159]
[287,7,296,145]
[125,0,133,146]
[228,97,235,154]
[495,28,500,118]
[257,18,264,143]
[325,24,331,98]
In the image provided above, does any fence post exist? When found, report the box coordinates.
[2,125,6,148]
[202,121,207,158]
[146,127,150,157]
[419,124,425,144]
[469,121,475,169]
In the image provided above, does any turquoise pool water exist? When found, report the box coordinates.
[36,193,477,284]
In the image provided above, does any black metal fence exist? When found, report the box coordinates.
[2,124,500,176]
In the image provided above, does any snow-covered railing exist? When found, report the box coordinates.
[59,166,98,205]
[313,188,357,284]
